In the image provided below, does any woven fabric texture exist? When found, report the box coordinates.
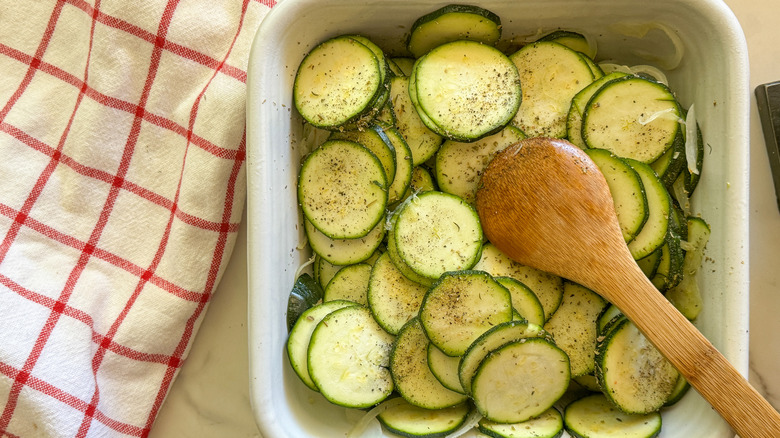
[0,0,274,436]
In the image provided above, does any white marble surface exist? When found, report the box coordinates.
[149,0,780,436]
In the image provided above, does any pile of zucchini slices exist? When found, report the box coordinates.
[288,4,710,438]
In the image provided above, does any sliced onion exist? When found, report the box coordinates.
[610,21,685,70]
[598,62,634,75]
[679,239,696,252]
[638,107,677,126]
[293,255,316,279]
[673,174,691,217]
[346,397,407,438]
[629,64,669,85]
[685,104,699,175]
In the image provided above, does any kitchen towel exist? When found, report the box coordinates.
[0,0,274,436]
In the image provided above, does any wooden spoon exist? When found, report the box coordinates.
[475,137,780,438]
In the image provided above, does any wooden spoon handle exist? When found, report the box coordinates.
[600,260,780,438]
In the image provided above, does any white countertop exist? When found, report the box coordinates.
[149,0,780,436]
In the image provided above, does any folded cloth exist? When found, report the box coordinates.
[0,0,273,436]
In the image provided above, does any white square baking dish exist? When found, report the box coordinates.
[245,1,750,437]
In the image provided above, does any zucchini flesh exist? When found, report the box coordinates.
[298,140,387,239]
[392,191,483,280]
[322,263,371,305]
[625,159,671,260]
[495,276,545,327]
[286,300,357,390]
[510,41,595,138]
[564,394,661,438]
[419,270,513,356]
[542,282,607,378]
[473,243,564,321]
[478,407,564,438]
[665,216,711,320]
[412,40,521,141]
[458,320,548,395]
[426,344,465,394]
[367,252,428,335]
[390,318,468,409]
[308,306,395,408]
[390,76,443,166]
[435,125,525,204]
[407,4,501,58]
[595,319,679,414]
[304,217,385,266]
[471,338,570,423]
[377,398,471,438]
[567,72,629,148]
[293,36,384,129]
[583,76,681,163]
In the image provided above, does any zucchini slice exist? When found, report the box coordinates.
[537,29,596,59]
[367,252,428,335]
[390,76,443,166]
[471,337,570,423]
[391,191,483,281]
[435,125,525,204]
[304,217,385,266]
[287,300,357,390]
[308,305,395,408]
[665,216,711,320]
[377,398,471,438]
[458,320,548,395]
[390,317,469,409]
[473,243,564,321]
[411,40,522,142]
[567,72,629,148]
[564,393,662,438]
[595,318,679,414]
[542,282,607,378]
[582,75,681,163]
[322,263,371,305]
[329,127,397,186]
[625,159,671,260]
[286,273,324,331]
[293,35,385,129]
[298,139,387,239]
[495,276,545,327]
[478,407,564,438]
[407,4,502,58]
[378,125,415,204]
[585,148,649,244]
[509,41,595,138]
[426,343,465,394]
[419,270,513,356]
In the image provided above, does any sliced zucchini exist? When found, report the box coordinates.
[649,230,684,293]
[663,374,691,407]
[458,320,548,395]
[537,30,596,59]
[636,247,662,279]
[390,317,468,409]
[377,125,414,204]
[298,139,387,239]
[389,57,415,76]
[367,252,428,335]
[427,343,466,394]
[391,191,483,281]
[304,217,385,266]
[495,276,545,327]
[471,337,570,423]
[478,407,564,438]
[564,393,662,438]
[407,4,502,58]
[411,40,522,141]
[287,300,358,390]
[329,127,397,186]
[308,305,395,408]
[314,255,344,289]
[665,216,711,320]
[595,318,679,414]
[419,270,513,356]
[322,263,371,305]
[377,398,471,438]
[473,243,564,321]
[585,148,648,243]
[390,76,443,165]
[509,41,595,138]
[596,304,623,336]
[582,75,681,163]
[543,282,607,378]
[435,125,525,204]
[624,159,671,260]
[567,72,629,148]
[293,35,385,130]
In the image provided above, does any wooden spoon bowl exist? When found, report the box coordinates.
[476,137,780,438]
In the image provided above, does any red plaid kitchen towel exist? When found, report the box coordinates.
[0,0,274,436]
